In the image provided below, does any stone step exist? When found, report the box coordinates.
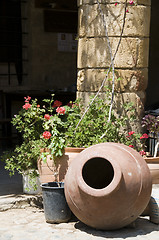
[0,194,43,211]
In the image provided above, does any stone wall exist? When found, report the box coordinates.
[26,0,77,92]
[77,0,151,131]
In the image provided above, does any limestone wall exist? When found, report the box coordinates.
[26,0,78,92]
[77,0,151,131]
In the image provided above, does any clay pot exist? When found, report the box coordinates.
[37,147,85,183]
[144,157,159,184]
[64,142,152,230]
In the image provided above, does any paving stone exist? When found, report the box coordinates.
[0,195,159,240]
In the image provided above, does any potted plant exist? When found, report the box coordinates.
[141,114,159,184]
[1,86,136,187]
[141,114,159,157]
[125,114,159,184]
[0,95,84,189]
[0,87,145,222]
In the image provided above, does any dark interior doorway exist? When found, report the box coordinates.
[0,0,23,85]
[146,1,159,110]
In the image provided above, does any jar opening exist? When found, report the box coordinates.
[82,157,114,189]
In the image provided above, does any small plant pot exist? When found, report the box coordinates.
[22,170,41,195]
[41,182,71,223]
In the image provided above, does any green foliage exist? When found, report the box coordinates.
[1,87,137,179]
[65,90,132,148]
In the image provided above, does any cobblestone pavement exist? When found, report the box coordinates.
[0,206,159,240]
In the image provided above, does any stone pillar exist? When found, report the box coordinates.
[77,0,151,131]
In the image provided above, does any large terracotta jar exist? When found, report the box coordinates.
[37,147,85,183]
[64,142,152,230]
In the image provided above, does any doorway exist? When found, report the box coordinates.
[146,1,159,110]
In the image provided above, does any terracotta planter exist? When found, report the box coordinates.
[64,142,152,230]
[37,147,85,183]
[144,157,159,184]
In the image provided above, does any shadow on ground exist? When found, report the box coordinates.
[74,217,159,238]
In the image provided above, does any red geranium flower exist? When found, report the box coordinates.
[44,114,50,120]
[129,1,134,4]
[43,131,51,139]
[129,145,134,148]
[128,131,135,136]
[56,107,66,115]
[72,103,78,108]
[24,96,31,102]
[139,150,146,156]
[23,103,31,110]
[140,133,149,139]
[52,100,62,108]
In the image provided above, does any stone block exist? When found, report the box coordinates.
[137,0,151,5]
[79,0,129,5]
[79,5,150,37]
[77,68,148,92]
[77,91,146,118]
[136,38,150,68]
[78,0,150,6]
[77,37,149,68]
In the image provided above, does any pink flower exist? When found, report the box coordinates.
[52,100,62,108]
[37,105,40,108]
[24,96,31,102]
[115,3,118,6]
[139,150,146,156]
[140,133,149,139]
[129,1,134,4]
[44,114,50,120]
[56,107,66,115]
[23,103,31,110]
[43,131,51,139]
[126,9,129,12]
[128,131,135,136]
[72,103,78,108]
[129,145,134,148]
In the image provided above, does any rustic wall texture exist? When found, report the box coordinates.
[77,0,151,131]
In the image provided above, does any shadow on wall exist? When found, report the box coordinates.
[0,155,23,196]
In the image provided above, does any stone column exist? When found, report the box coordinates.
[77,0,151,131]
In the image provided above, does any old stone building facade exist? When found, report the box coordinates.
[0,0,158,140]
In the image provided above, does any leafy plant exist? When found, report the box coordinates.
[1,85,139,181]
[142,114,159,137]
[125,131,149,156]
[141,114,159,156]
